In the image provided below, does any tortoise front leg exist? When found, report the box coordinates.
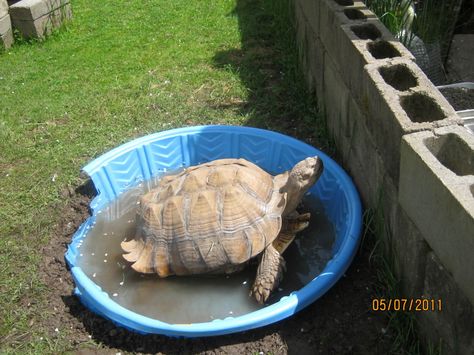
[250,244,286,304]
[273,212,310,254]
[251,212,311,304]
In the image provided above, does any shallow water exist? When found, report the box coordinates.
[77,175,335,324]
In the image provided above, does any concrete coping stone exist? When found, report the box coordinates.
[0,13,11,35]
[0,0,8,18]
[0,26,13,49]
[9,0,69,21]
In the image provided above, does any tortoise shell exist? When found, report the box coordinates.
[121,158,287,277]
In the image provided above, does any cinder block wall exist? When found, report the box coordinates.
[291,0,474,353]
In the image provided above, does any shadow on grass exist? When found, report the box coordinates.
[213,0,333,154]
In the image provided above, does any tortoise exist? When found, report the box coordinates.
[121,156,324,303]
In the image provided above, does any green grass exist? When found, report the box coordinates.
[0,0,325,352]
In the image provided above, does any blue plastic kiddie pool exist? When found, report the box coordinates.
[65,125,362,337]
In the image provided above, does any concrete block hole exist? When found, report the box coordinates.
[471,185,474,198]
[344,8,366,20]
[425,133,474,177]
[400,92,445,123]
[334,0,354,6]
[379,64,418,91]
[351,23,381,40]
[367,40,401,59]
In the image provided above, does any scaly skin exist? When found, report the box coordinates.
[251,244,286,304]
[251,212,311,303]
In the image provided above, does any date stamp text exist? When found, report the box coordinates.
[372,298,442,312]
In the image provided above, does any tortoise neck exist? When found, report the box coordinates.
[277,172,306,217]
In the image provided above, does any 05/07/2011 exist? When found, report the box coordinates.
[371,298,442,312]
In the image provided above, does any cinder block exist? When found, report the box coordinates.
[306,33,325,106]
[417,252,474,355]
[294,2,307,62]
[361,58,461,182]
[292,1,325,101]
[392,205,429,298]
[343,1,377,21]
[339,95,387,206]
[294,0,320,35]
[323,52,350,143]
[338,22,414,103]
[319,0,358,63]
[399,126,474,305]
[10,0,71,39]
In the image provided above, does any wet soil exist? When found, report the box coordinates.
[39,182,395,354]
[440,87,474,111]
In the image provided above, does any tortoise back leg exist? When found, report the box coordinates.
[250,244,286,304]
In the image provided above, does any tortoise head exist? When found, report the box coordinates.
[283,156,324,215]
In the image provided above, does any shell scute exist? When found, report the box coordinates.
[221,187,265,232]
[207,166,237,187]
[235,166,273,203]
[188,190,220,235]
[162,196,186,237]
[220,230,252,265]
